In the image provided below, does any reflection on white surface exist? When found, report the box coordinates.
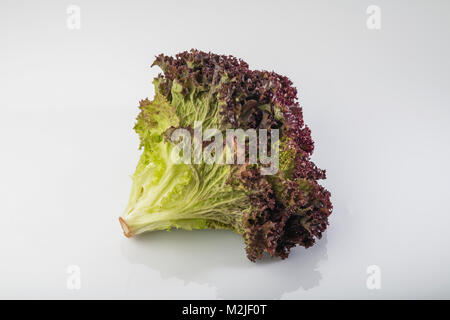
[121,230,328,299]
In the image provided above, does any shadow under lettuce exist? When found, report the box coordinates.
[121,228,328,299]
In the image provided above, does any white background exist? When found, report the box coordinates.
[1,0,450,299]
